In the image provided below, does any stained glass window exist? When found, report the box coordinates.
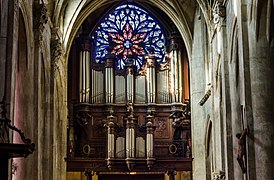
[94,3,166,70]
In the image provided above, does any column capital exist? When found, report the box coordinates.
[212,1,226,24]
[33,2,48,41]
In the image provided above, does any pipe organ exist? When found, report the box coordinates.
[68,33,191,173]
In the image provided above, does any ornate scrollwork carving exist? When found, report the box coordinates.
[76,111,91,127]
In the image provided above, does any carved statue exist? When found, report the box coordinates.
[236,128,248,173]
[127,100,134,116]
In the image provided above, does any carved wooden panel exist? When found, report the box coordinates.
[154,117,171,139]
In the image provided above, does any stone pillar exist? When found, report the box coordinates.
[33,2,54,180]
[247,2,274,179]
[191,7,207,180]
[50,28,67,180]
[211,1,228,178]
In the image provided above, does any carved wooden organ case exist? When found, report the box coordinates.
[67,25,192,173]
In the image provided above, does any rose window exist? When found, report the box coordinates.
[94,3,166,70]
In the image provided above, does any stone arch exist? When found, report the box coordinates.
[13,7,31,180]
[205,116,213,180]
[18,0,34,69]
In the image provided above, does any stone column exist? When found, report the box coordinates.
[33,2,54,179]
[50,29,67,180]
[191,7,207,180]
[211,1,228,178]
[247,2,274,179]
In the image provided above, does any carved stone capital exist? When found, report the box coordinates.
[50,38,63,72]
[33,3,48,40]
[212,170,225,180]
[212,1,226,24]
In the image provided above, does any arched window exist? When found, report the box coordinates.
[93,3,166,70]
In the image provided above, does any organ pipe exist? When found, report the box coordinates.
[145,53,156,103]
[105,51,114,103]
[126,55,134,103]
[78,35,91,103]
[169,33,183,103]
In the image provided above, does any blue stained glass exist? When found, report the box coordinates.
[94,3,166,70]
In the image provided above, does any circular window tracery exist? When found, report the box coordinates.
[94,3,166,70]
